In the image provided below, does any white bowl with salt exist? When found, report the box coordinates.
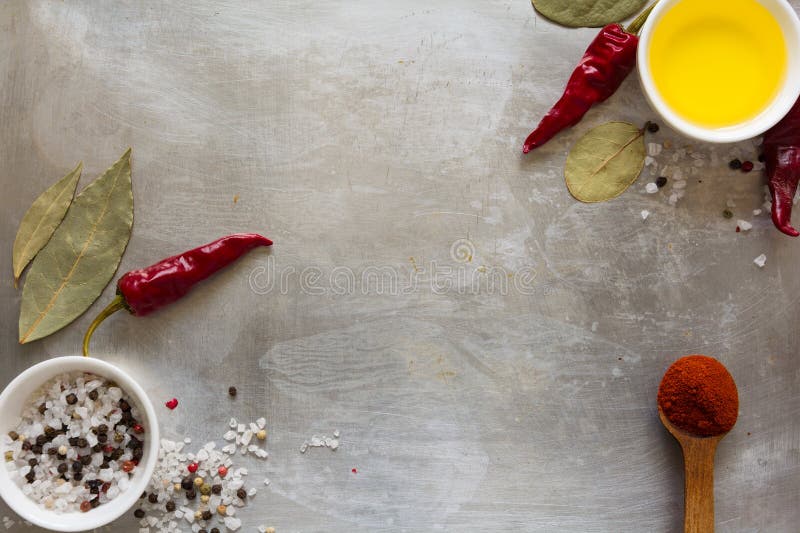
[0,356,158,531]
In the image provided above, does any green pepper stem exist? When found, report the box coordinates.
[82,295,126,357]
[626,2,658,35]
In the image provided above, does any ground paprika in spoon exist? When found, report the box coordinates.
[657,355,738,437]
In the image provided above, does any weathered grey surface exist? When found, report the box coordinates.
[1,1,799,531]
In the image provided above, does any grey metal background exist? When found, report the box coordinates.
[1,1,798,531]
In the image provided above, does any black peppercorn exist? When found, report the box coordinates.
[21,441,31,452]
[76,438,88,448]
[25,471,35,483]
[236,488,247,500]
[165,500,176,512]
[228,386,237,397]
[8,431,19,441]
[211,484,222,495]
[90,497,100,508]
[140,491,147,499]
[38,403,47,414]
[198,530,208,533]
[134,508,145,519]
[68,437,79,446]
[645,121,660,133]
[88,389,99,401]
[65,393,78,405]
[28,458,38,467]
[31,445,43,455]
[202,510,213,521]
[111,448,124,460]
[36,435,48,446]
[119,399,131,412]
[97,433,108,444]
[57,463,68,474]
[211,528,220,533]
[44,426,56,438]
[98,424,108,434]
[729,158,742,170]
[73,472,83,481]
[148,493,158,504]
[81,455,92,466]
[47,447,57,456]
[186,489,196,500]
[101,461,110,469]
[133,447,144,461]
[758,153,765,162]
[92,443,102,453]
[181,477,194,491]
[656,176,668,188]
[72,461,83,472]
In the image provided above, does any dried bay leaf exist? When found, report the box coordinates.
[19,149,133,344]
[565,121,645,203]
[532,0,647,28]
[12,162,82,286]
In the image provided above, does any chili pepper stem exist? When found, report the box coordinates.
[626,2,658,35]
[82,295,126,357]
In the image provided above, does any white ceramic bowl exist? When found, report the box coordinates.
[0,356,158,531]
[638,0,800,143]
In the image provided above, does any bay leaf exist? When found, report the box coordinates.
[532,0,647,28]
[19,149,133,344]
[12,162,82,287]
[565,121,645,203]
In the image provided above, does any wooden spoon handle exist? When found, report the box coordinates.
[681,437,719,533]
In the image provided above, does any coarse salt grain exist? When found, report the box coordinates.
[645,183,658,194]
[737,220,753,231]
[641,210,650,221]
[754,254,767,268]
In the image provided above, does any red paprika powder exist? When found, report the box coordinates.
[657,355,738,437]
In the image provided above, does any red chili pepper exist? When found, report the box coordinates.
[83,233,272,355]
[522,5,655,154]
[763,96,800,237]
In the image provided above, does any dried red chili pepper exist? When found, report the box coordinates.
[763,96,800,237]
[522,5,655,154]
[82,233,272,355]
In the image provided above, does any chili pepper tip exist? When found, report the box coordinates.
[82,295,127,357]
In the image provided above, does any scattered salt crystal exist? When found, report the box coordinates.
[256,418,266,429]
[263,478,270,485]
[229,418,237,428]
[727,199,736,208]
[247,487,257,497]
[224,516,242,531]
[668,193,678,206]
[753,209,762,216]
[333,430,340,438]
[754,254,767,268]
[673,180,686,190]
[237,424,246,433]
[644,156,655,166]
[737,220,753,231]
[648,142,662,156]
[241,430,253,446]
[645,182,658,194]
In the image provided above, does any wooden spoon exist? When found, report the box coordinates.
[658,407,728,533]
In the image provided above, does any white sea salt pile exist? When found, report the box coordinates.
[299,430,340,453]
[3,372,145,513]
[134,416,270,533]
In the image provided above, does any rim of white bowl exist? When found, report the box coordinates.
[637,0,800,143]
[0,356,158,531]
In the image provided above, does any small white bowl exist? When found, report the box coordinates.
[638,0,800,143]
[0,356,159,531]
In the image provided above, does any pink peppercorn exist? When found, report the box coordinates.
[122,461,136,473]
[165,398,179,410]
[133,424,144,433]
[80,501,91,512]
[187,462,199,473]
[741,161,754,172]
[217,465,228,478]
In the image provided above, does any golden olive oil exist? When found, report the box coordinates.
[649,0,787,127]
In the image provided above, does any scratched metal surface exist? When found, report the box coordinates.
[1,1,799,531]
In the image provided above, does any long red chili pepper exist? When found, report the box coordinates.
[522,4,655,154]
[763,96,800,237]
[82,233,272,355]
